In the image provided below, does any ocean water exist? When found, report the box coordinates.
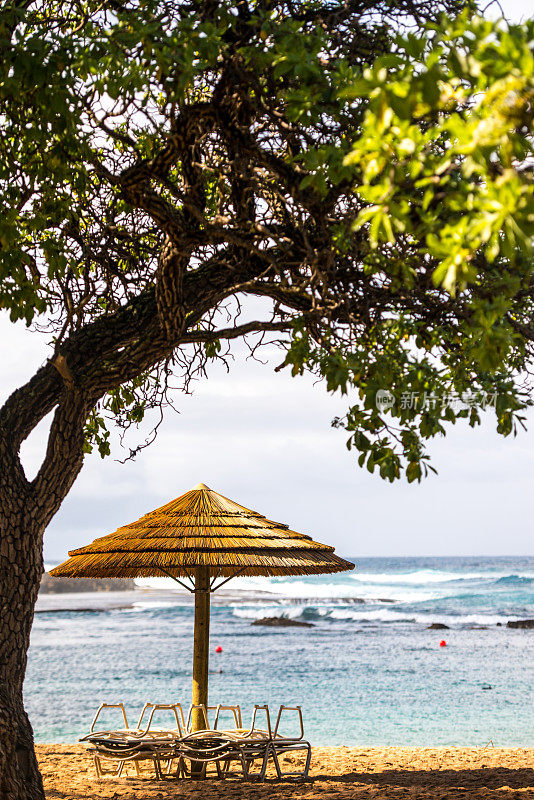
[28,556,534,746]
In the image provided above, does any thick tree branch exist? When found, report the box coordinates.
[32,391,89,524]
[183,319,292,344]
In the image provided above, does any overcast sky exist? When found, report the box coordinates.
[1,0,532,562]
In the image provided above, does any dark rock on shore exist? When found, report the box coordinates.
[506,619,534,629]
[40,572,136,594]
[252,616,315,628]
[427,623,450,630]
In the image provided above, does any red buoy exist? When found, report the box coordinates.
[439,640,447,647]
[215,645,223,653]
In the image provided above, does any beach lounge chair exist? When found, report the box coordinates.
[177,704,246,778]
[166,703,272,780]
[210,703,311,781]
[136,702,187,737]
[215,704,273,780]
[81,701,311,782]
[269,705,312,780]
[213,704,243,731]
[184,703,242,733]
[85,701,186,743]
[85,702,130,741]
[82,702,185,778]
[228,704,311,781]
[81,702,145,778]
[179,704,302,781]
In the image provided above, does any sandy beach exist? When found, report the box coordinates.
[37,744,534,800]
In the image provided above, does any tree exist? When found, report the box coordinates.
[293,9,534,481]
[0,1,532,796]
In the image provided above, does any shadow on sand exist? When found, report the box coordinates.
[43,766,534,800]
[314,765,534,790]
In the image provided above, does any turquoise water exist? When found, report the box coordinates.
[27,556,534,746]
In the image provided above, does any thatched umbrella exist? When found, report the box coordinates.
[50,483,354,731]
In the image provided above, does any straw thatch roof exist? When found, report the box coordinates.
[50,483,354,579]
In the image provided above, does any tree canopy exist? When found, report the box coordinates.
[291,9,534,480]
[0,0,532,488]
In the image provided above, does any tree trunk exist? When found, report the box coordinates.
[0,496,47,800]
[0,685,44,800]
[0,383,89,799]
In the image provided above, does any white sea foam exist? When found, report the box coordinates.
[324,607,417,622]
[211,571,534,602]
[220,576,438,603]
[351,570,489,585]
[350,570,534,585]
[123,600,179,613]
[320,608,511,625]
[230,577,364,598]
[232,603,511,626]
[232,605,304,620]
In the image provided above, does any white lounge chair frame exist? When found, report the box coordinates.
[81,701,311,782]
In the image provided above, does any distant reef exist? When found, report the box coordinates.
[252,616,314,628]
[40,572,136,594]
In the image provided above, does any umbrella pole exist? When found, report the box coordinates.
[191,565,210,734]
